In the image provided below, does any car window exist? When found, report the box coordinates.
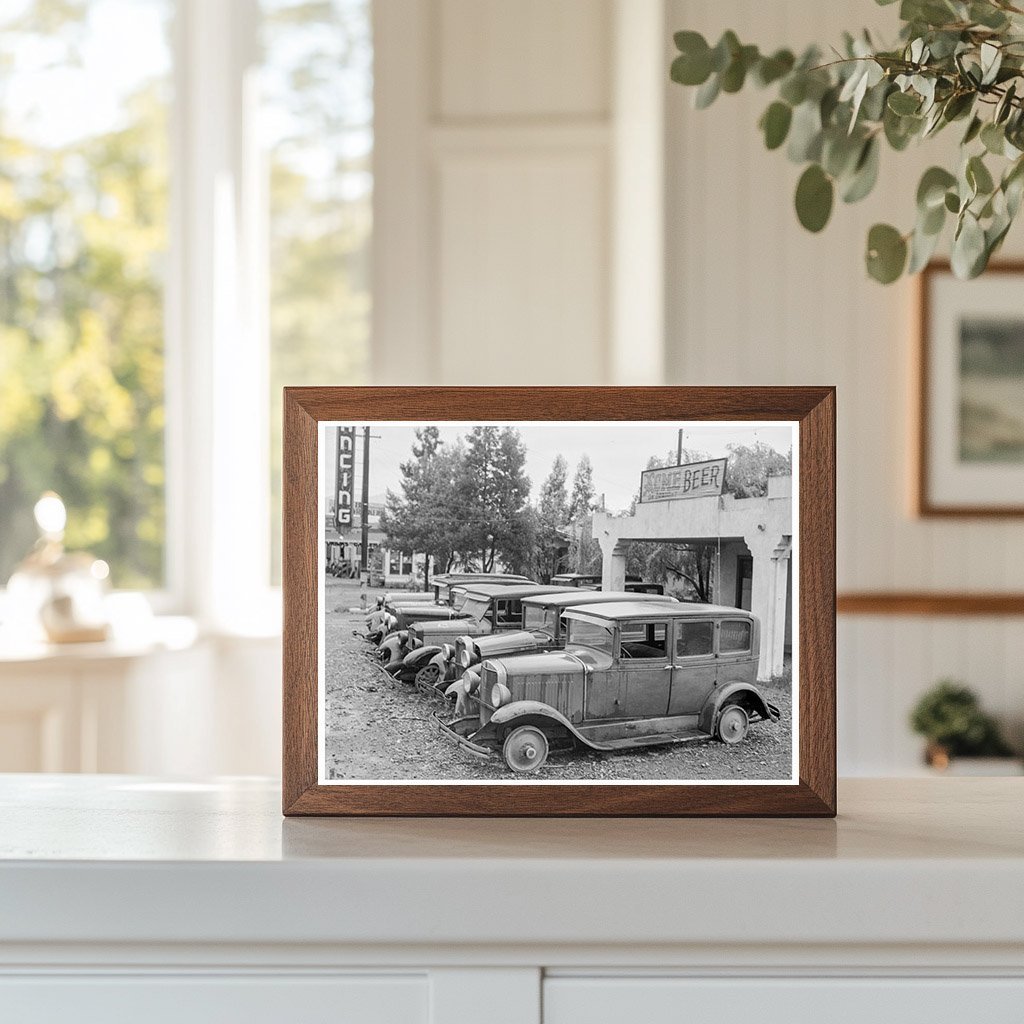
[720,619,752,654]
[619,621,668,660]
[523,604,557,636]
[676,620,714,658]
[566,618,614,655]
[461,597,490,621]
[493,598,521,627]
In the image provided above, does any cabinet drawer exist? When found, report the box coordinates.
[544,977,1024,1024]
[0,974,427,1024]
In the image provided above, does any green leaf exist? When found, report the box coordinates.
[951,212,987,278]
[908,221,942,273]
[944,190,961,213]
[753,49,794,87]
[962,115,983,145]
[917,166,957,210]
[694,73,721,109]
[980,41,1002,86]
[995,83,1017,125]
[842,137,880,203]
[866,223,908,283]
[760,102,792,150]
[710,31,740,73]
[787,101,823,162]
[671,32,713,86]
[981,121,1005,155]
[721,44,758,93]
[779,74,807,106]
[969,2,1009,29]
[795,164,834,232]
[888,91,921,115]
[967,154,995,196]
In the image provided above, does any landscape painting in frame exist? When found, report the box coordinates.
[317,420,799,786]
[920,263,1024,515]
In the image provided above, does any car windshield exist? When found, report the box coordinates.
[566,617,614,654]
[461,596,490,622]
[523,604,556,636]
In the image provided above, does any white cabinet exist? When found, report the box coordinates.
[544,977,1024,1024]
[1,975,428,1024]
[1,777,1022,1024]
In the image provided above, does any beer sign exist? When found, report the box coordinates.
[639,457,727,503]
[335,426,356,529]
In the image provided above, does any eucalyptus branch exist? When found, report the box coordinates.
[670,0,1024,282]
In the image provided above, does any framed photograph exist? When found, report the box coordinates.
[283,387,835,816]
[917,261,1024,516]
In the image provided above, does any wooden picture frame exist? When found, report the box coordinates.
[916,260,1024,517]
[283,387,836,817]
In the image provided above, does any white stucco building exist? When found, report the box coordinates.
[592,475,793,681]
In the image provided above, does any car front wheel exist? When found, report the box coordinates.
[502,725,549,774]
[716,704,749,745]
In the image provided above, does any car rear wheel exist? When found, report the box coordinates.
[717,704,749,745]
[502,725,549,774]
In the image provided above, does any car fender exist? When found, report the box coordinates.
[489,700,606,749]
[402,645,443,670]
[699,681,779,734]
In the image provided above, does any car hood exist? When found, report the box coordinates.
[482,650,587,677]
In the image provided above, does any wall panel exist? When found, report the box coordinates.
[665,0,1024,774]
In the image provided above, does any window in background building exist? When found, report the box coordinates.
[0,0,172,588]
[261,0,372,582]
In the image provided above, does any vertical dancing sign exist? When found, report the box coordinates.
[335,426,356,531]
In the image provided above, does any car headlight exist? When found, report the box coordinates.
[459,647,472,668]
[385,614,396,629]
[490,682,511,708]
[463,668,480,695]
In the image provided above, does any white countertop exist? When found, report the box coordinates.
[1,775,1022,952]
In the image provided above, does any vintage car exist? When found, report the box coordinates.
[431,572,534,606]
[374,590,434,610]
[381,583,568,677]
[366,601,472,647]
[437,590,681,699]
[437,601,779,773]
[549,573,664,595]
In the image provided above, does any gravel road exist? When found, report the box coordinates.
[323,578,794,782]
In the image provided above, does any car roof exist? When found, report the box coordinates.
[563,601,752,622]
[520,591,680,609]
[431,573,533,584]
[461,584,577,600]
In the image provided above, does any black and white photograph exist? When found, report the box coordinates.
[318,420,798,784]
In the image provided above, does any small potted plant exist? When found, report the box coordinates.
[910,680,1019,773]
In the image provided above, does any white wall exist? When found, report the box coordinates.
[665,0,1024,771]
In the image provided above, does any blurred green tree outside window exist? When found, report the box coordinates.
[263,0,372,582]
[0,0,171,589]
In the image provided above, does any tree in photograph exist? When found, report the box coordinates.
[456,426,533,572]
[568,454,596,522]
[380,429,463,573]
[532,455,570,581]
[723,442,793,498]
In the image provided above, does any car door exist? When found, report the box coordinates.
[717,617,756,684]
[667,618,717,716]
[620,619,672,718]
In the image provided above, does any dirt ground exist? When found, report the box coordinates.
[323,577,794,782]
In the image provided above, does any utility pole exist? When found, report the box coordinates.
[677,428,684,465]
[360,426,371,572]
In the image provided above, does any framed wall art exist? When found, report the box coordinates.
[917,261,1024,517]
[282,387,836,816]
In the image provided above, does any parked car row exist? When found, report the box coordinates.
[355,573,779,774]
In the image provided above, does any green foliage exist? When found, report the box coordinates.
[0,4,168,587]
[909,680,1014,756]
[670,0,1024,282]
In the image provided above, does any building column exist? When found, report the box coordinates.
[599,539,629,592]
[766,538,792,679]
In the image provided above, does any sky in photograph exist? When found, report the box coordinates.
[325,421,796,514]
